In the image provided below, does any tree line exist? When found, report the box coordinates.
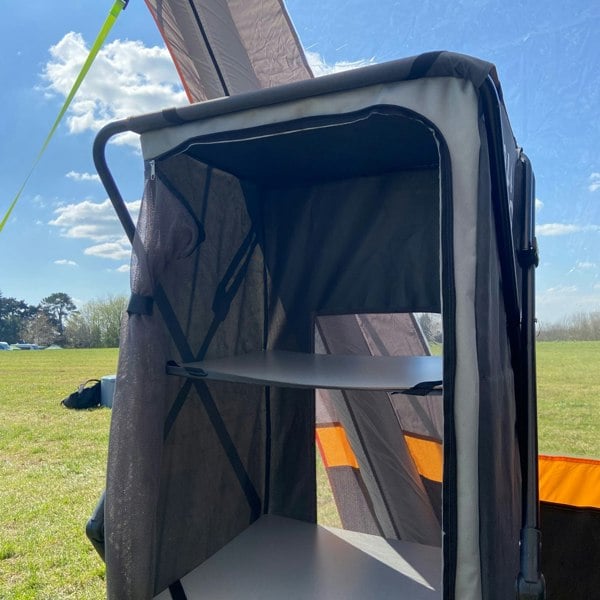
[536,311,600,342]
[0,291,127,348]
[2,292,598,348]
[416,311,600,344]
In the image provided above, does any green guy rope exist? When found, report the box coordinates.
[0,0,128,233]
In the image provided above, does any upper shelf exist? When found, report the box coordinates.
[167,350,442,391]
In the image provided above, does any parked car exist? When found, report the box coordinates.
[0,342,10,350]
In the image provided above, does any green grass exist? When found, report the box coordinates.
[537,341,600,457]
[0,349,117,600]
[0,342,599,598]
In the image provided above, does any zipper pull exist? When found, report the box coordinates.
[149,160,156,181]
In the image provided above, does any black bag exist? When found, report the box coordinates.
[61,379,102,409]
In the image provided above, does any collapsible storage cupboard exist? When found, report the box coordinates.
[95,52,542,600]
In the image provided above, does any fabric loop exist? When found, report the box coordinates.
[127,293,154,315]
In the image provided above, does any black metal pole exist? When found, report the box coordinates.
[515,154,545,600]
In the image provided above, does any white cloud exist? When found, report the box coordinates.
[545,285,578,294]
[84,241,131,260]
[575,261,597,270]
[589,173,600,193]
[66,170,100,183]
[42,33,187,147]
[535,198,544,211]
[115,264,130,273]
[305,50,376,77]
[54,259,78,267]
[49,198,139,260]
[536,223,600,236]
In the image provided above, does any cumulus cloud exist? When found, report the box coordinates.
[536,223,600,236]
[42,33,187,147]
[589,173,600,193]
[535,198,544,211]
[54,259,78,267]
[84,240,131,260]
[66,170,100,183]
[305,50,376,77]
[545,285,578,294]
[49,198,140,260]
[115,264,130,273]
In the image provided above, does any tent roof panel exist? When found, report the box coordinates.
[112,52,497,156]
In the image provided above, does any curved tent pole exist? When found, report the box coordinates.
[93,120,137,243]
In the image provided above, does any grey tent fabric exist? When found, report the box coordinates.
[145,0,313,102]
[96,52,538,600]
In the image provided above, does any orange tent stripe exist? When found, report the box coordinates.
[404,435,443,483]
[317,432,600,507]
[539,454,600,509]
[316,425,359,469]
[316,424,444,483]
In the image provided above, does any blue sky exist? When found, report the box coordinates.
[1,1,598,324]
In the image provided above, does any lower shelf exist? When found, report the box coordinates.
[154,515,441,599]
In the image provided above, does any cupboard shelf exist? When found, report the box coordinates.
[167,350,442,391]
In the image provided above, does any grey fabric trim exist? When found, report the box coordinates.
[436,82,483,600]
[141,77,476,161]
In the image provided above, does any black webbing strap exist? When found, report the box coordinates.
[155,170,206,239]
[168,580,187,600]
[163,378,193,441]
[391,380,443,396]
[154,284,262,520]
[127,293,154,315]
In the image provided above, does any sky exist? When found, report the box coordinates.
[0,0,598,325]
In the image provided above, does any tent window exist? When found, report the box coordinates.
[315,313,443,546]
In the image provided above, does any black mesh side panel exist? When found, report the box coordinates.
[328,466,381,535]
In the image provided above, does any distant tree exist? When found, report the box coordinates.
[63,313,92,348]
[416,312,443,344]
[64,295,127,348]
[0,291,37,343]
[22,311,56,346]
[39,293,77,341]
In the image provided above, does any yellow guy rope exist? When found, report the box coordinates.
[0,0,128,233]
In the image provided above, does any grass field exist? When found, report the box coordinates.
[0,342,599,598]
[1,349,117,600]
[537,341,600,457]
